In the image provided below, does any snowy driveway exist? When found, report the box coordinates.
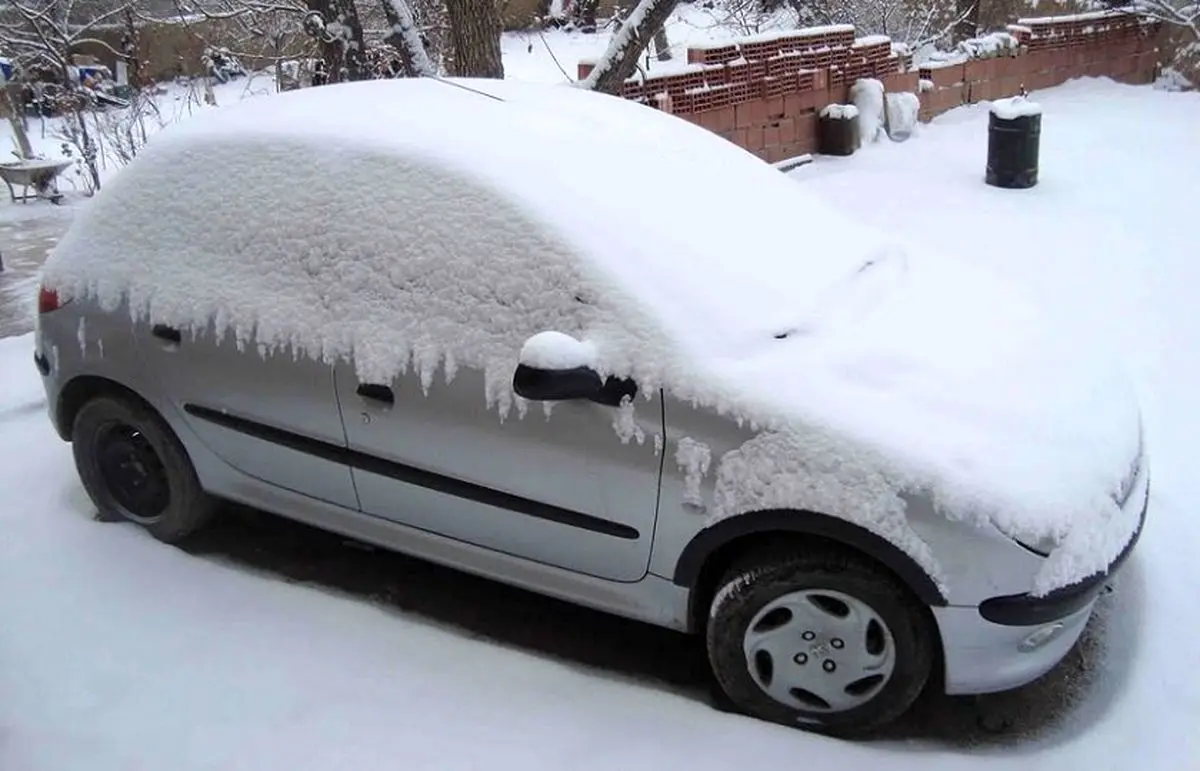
[1,78,1197,770]
[0,211,70,337]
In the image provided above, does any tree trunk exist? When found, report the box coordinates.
[580,0,681,93]
[380,0,437,76]
[444,0,505,77]
[306,0,369,82]
[652,25,671,60]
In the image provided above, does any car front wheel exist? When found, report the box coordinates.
[706,545,934,736]
[72,395,215,543]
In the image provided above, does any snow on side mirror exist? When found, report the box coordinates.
[513,332,637,407]
[518,331,597,372]
[514,331,602,403]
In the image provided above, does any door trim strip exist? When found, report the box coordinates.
[183,403,641,540]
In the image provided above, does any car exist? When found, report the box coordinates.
[33,76,1148,736]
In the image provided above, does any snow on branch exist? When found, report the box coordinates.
[578,0,680,93]
[379,0,436,76]
[1132,0,1199,35]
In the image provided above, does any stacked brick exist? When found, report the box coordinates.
[577,24,915,162]
[918,11,1161,120]
[577,11,1161,162]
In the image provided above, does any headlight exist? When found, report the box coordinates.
[1010,420,1144,559]
[1112,420,1145,508]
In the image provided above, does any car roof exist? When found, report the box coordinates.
[146,77,886,359]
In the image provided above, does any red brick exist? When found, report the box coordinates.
[783,92,803,116]
[764,96,786,119]
[765,145,794,164]
[889,71,920,92]
[994,56,1022,79]
[796,112,818,143]
[797,89,821,112]
[964,59,989,83]
[927,63,965,87]
[578,62,595,80]
[763,123,781,148]
[735,99,767,128]
[998,75,1024,96]
[697,106,736,133]
[776,117,797,144]
[937,84,966,110]
[731,127,749,149]
[812,68,829,91]
[745,125,766,150]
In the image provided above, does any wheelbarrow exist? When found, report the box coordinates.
[0,159,72,204]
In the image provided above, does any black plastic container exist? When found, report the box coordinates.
[986,108,1041,189]
[819,111,859,156]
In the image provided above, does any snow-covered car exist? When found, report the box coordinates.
[33,77,1148,736]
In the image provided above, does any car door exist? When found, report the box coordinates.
[334,360,664,582]
[135,320,359,510]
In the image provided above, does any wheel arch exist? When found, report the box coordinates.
[673,510,947,634]
[55,375,158,441]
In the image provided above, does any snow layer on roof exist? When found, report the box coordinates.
[43,77,1141,591]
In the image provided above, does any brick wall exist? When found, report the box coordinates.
[580,11,1162,163]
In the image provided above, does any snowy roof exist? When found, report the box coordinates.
[47,76,879,383]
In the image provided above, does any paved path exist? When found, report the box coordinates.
[0,207,73,338]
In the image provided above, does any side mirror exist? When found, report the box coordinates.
[513,332,637,407]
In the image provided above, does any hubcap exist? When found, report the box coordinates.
[742,588,896,714]
[95,423,170,524]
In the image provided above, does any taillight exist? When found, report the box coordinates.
[37,286,61,314]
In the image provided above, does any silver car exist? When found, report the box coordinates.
[32,77,1147,736]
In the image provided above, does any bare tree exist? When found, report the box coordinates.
[443,0,503,77]
[1132,0,1198,38]
[0,0,138,188]
[0,0,134,76]
[170,0,318,90]
[579,0,681,93]
[793,0,970,50]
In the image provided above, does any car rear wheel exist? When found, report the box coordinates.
[72,395,216,543]
[706,546,934,736]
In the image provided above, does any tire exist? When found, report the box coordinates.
[706,546,934,736]
[72,395,216,543]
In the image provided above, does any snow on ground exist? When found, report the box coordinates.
[0,9,1198,768]
[1,76,1197,771]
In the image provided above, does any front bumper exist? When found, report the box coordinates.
[935,466,1149,695]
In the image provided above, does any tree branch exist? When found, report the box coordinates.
[579,0,680,93]
[379,0,436,76]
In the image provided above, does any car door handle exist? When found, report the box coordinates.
[356,383,394,405]
[151,324,182,347]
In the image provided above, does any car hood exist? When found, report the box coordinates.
[665,242,1143,550]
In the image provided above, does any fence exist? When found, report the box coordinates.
[578,11,1163,163]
